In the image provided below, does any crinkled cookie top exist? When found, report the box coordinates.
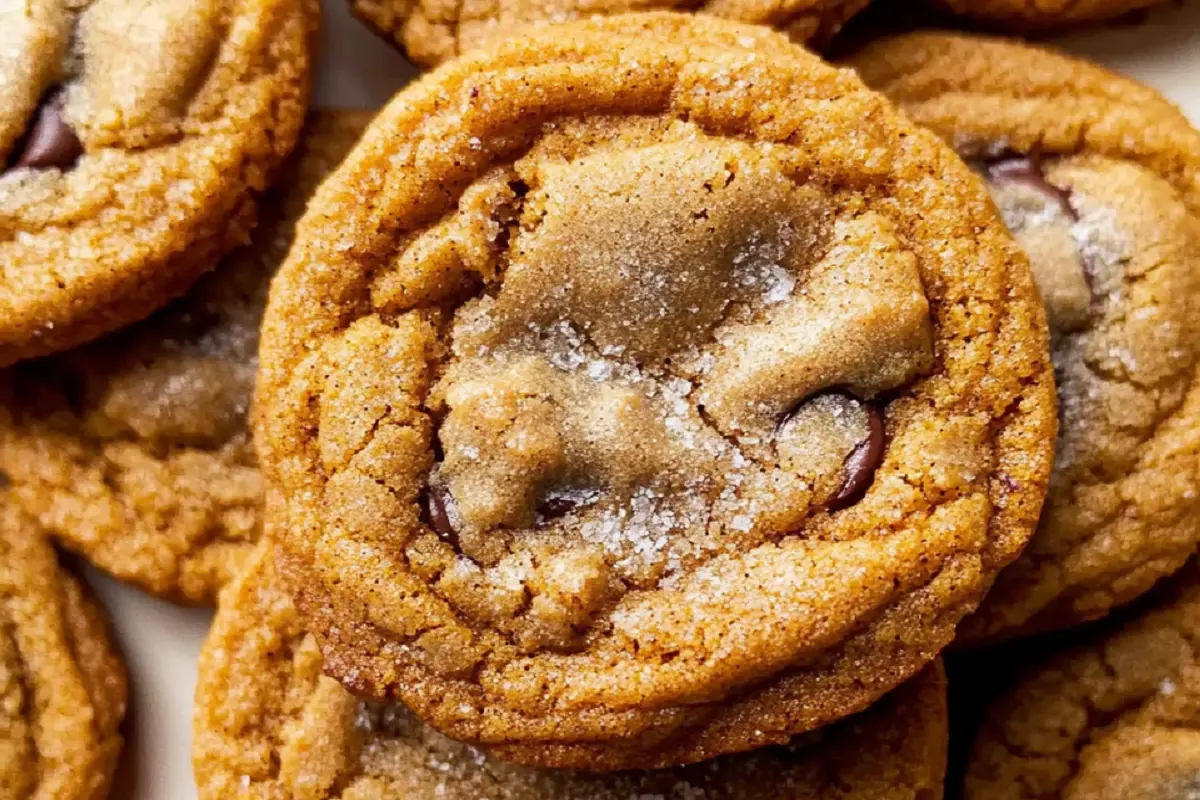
[256,13,1054,769]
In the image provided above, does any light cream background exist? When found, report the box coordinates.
[87,3,1200,796]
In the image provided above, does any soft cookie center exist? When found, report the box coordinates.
[424,140,935,645]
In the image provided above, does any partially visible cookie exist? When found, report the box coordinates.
[964,560,1200,800]
[0,504,126,800]
[848,32,1200,641]
[929,0,1168,31]
[351,0,871,67]
[0,0,316,365]
[194,542,949,800]
[0,112,373,604]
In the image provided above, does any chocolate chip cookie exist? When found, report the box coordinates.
[194,542,949,799]
[351,0,870,67]
[0,0,316,366]
[0,504,126,799]
[849,32,1200,641]
[255,13,1055,769]
[930,0,1167,31]
[964,560,1200,800]
[0,112,372,604]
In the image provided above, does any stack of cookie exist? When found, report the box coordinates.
[1,0,1197,797]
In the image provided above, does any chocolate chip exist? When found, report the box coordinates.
[986,153,1098,290]
[986,154,1077,222]
[11,89,83,171]
[828,403,884,511]
[423,484,459,545]
[0,471,9,490]
[538,495,578,520]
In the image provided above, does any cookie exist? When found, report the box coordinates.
[0,112,372,604]
[0,0,316,366]
[0,504,126,799]
[848,32,1200,641]
[964,560,1200,800]
[929,0,1167,31]
[194,542,949,799]
[351,0,870,67]
[256,13,1055,768]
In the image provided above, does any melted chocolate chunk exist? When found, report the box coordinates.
[424,484,459,545]
[986,153,1099,291]
[986,154,1077,222]
[538,495,578,520]
[11,89,83,171]
[828,403,884,511]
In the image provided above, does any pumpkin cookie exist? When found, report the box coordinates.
[964,560,1200,800]
[0,112,372,604]
[0,504,126,800]
[351,0,870,67]
[255,13,1054,769]
[849,32,1200,641]
[930,0,1168,31]
[0,0,316,365]
[194,542,949,799]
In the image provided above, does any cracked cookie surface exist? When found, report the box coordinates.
[849,32,1200,641]
[964,560,1200,800]
[351,0,869,67]
[0,112,371,604]
[0,0,315,365]
[194,542,949,800]
[255,13,1055,769]
[0,504,126,800]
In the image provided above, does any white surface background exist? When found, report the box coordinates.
[89,3,1200,797]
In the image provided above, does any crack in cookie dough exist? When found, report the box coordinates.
[256,14,1055,769]
[350,0,871,67]
[0,112,372,603]
[847,32,1200,641]
[0,0,316,364]
[965,561,1200,800]
[0,504,126,800]
[194,543,949,800]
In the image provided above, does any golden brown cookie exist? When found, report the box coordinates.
[929,0,1167,31]
[351,0,870,67]
[848,32,1200,642]
[0,504,126,799]
[0,0,317,366]
[964,560,1200,800]
[194,542,949,799]
[256,13,1055,769]
[0,112,372,604]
